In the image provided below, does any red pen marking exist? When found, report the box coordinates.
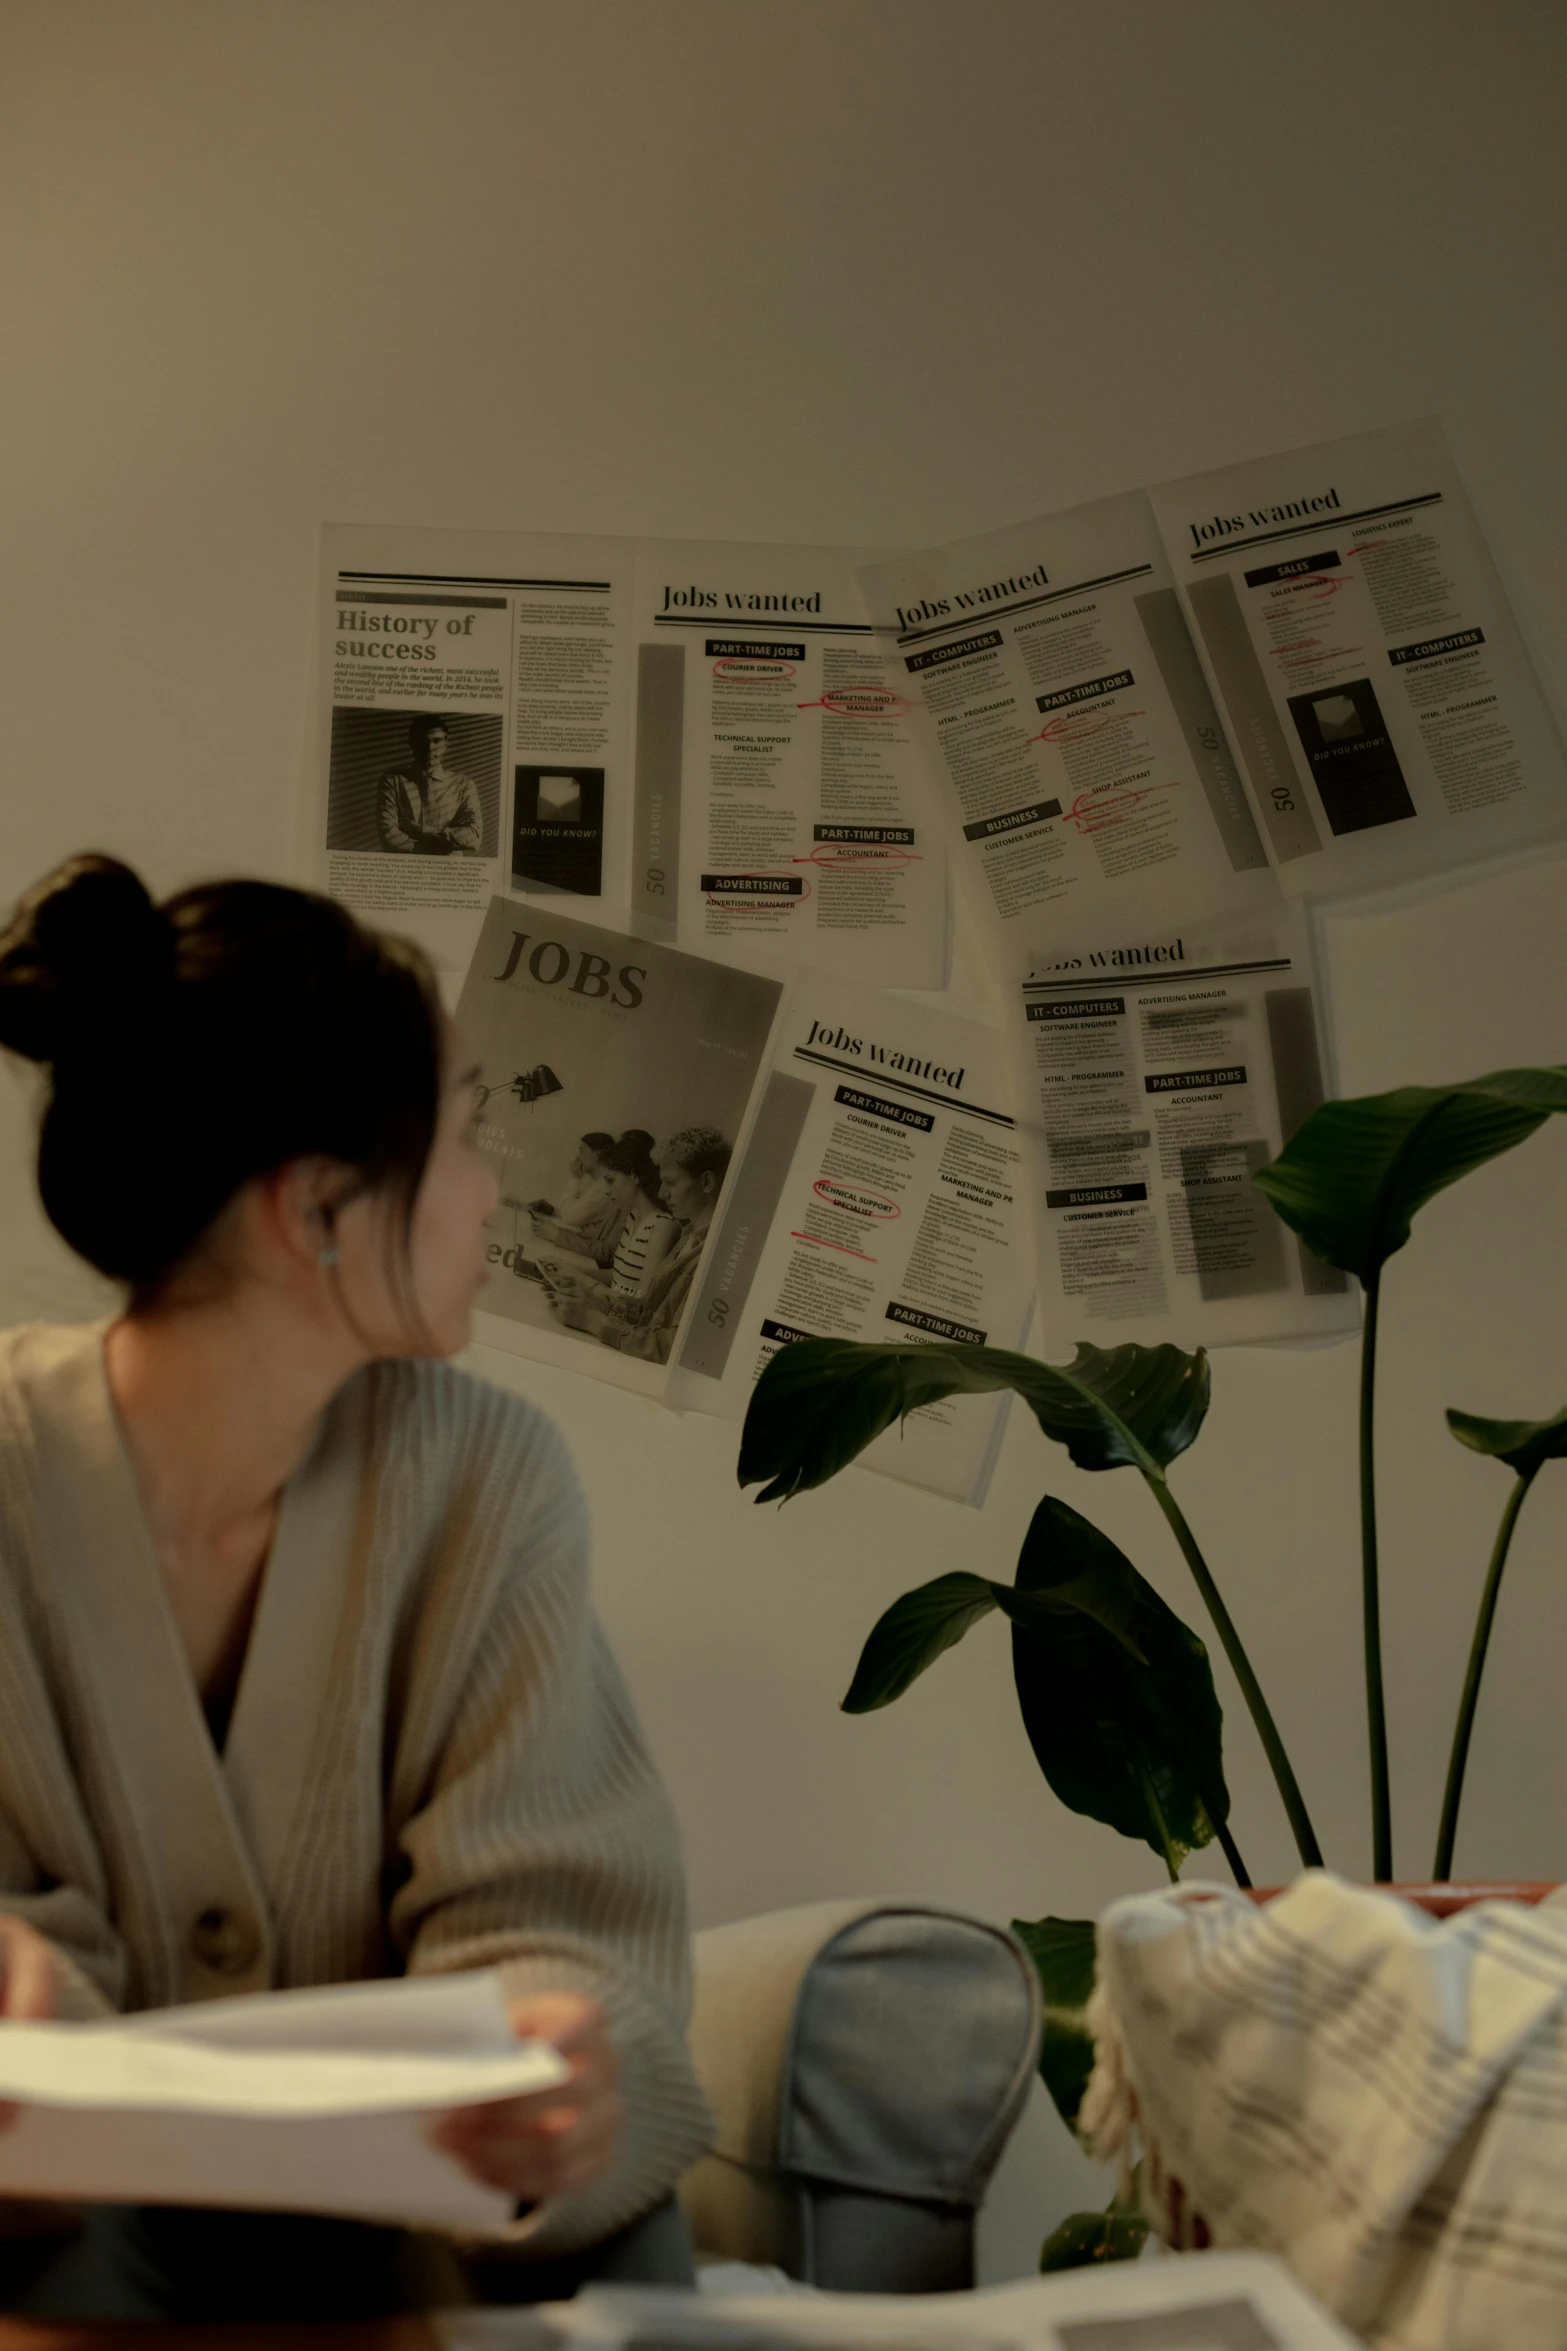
[792,846,922,869]
[796,688,918,719]
[1275,641,1358,672]
[714,657,797,681]
[1027,708,1145,749]
[1060,779,1181,835]
[1344,540,1387,558]
[789,1231,876,1263]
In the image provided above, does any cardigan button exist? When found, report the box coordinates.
[190,1906,260,1975]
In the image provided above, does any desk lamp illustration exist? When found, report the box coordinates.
[476,1065,564,1110]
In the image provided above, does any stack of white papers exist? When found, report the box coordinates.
[0,1969,566,2233]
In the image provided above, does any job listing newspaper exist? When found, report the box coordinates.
[455,899,1025,1499]
[455,895,786,1405]
[668,971,1029,1506]
[440,2255,1357,2351]
[857,493,1282,960]
[1002,901,1359,1352]
[306,524,945,987]
[1148,418,1567,899]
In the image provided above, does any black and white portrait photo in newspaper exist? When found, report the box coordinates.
[455,896,782,1377]
[326,707,503,858]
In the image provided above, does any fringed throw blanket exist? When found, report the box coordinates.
[1083,1873,1567,2350]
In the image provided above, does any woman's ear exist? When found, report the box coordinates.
[256,1157,349,1272]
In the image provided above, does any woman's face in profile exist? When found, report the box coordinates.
[339,1020,499,1358]
[569,1146,603,1185]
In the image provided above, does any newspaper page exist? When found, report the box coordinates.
[856,494,1282,961]
[667,975,1030,1505]
[435,2254,1357,2351]
[455,896,785,1401]
[313,525,630,975]
[1148,418,1567,898]
[627,540,944,986]
[308,526,945,987]
[1004,902,1359,1352]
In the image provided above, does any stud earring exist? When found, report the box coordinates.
[318,1242,339,1269]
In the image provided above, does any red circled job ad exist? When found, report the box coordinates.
[792,845,923,869]
[713,657,797,681]
[796,687,920,719]
[1025,706,1145,749]
[1056,778,1182,836]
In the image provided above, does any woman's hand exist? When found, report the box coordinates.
[425,1991,622,2206]
[0,1916,56,2133]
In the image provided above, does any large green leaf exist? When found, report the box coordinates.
[1253,1067,1567,1281]
[838,1498,1226,1870]
[840,1573,1000,1711]
[1447,1402,1567,1480]
[738,1336,1209,1504]
[1039,2205,1150,2272]
[1009,1498,1229,1870]
[1011,1915,1097,2130]
[839,1562,1150,1717]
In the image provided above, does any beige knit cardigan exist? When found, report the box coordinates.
[0,1320,712,2254]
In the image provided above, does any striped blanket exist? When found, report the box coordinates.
[1083,1873,1567,2350]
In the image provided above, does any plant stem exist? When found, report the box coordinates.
[1212,1812,1252,1889]
[1360,1268,1392,1883]
[1132,1745,1182,1884]
[1147,1475,1324,1869]
[1432,1470,1536,1882]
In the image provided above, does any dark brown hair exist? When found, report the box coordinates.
[0,854,444,1305]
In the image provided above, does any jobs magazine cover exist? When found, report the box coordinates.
[457,896,784,1398]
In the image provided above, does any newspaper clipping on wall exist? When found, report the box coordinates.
[856,493,1282,960]
[1004,902,1359,1352]
[668,973,1030,1505]
[456,895,785,1401]
[308,524,944,987]
[1148,417,1567,898]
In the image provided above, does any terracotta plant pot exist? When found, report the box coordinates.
[1245,1881,1559,1918]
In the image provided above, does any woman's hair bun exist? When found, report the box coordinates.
[0,853,172,1068]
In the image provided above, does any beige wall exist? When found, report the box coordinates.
[3,0,1566,2276]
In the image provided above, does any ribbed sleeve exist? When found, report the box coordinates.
[380,1372,712,2252]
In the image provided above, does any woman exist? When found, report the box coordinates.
[526,1132,626,1269]
[0,856,709,2319]
[548,1132,679,1310]
[550,1129,731,1366]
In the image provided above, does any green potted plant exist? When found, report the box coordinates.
[737,1065,1567,2268]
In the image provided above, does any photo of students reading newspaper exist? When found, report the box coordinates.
[527,1130,681,1303]
[548,1126,731,1363]
[454,896,782,1399]
[524,1131,622,1263]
